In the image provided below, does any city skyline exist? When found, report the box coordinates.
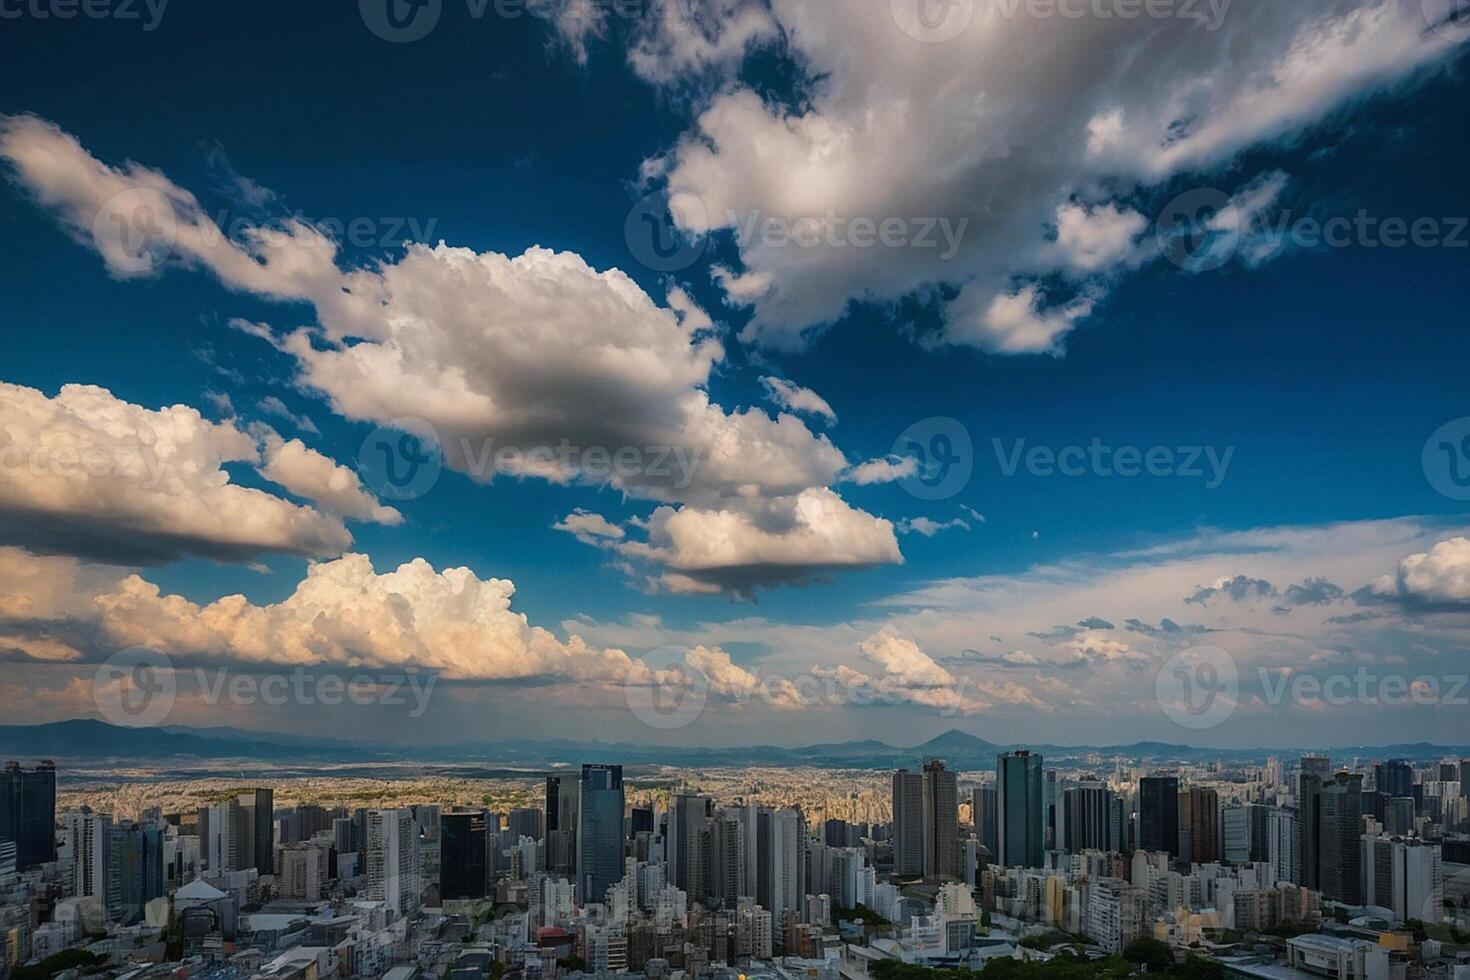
[2,1,1470,752]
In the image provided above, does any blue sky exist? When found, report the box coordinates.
[1,0,1468,749]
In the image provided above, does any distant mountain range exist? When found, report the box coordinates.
[2,719,1467,769]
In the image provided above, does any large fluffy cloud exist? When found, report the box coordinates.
[0,115,900,593]
[611,487,903,595]
[0,382,392,564]
[1367,536,1470,609]
[637,0,1463,351]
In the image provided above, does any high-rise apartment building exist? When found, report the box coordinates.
[366,808,421,916]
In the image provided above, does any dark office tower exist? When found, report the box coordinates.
[824,818,851,848]
[1385,797,1416,836]
[668,792,712,898]
[1440,761,1458,782]
[1140,776,1180,857]
[546,776,562,833]
[1178,787,1219,864]
[630,807,654,836]
[709,811,744,906]
[440,810,488,900]
[577,764,624,907]
[507,808,543,841]
[1043,769,1058,851]
[921,759,960,881]
[1299,774,1322,890]
[1375,760,1414,801]
[891,769,925,878]
[997,751,1044,868]
[0,761,56,871]
[1318,773,1364,903]
[107,821,163,925]
[1063,781,1113,853]
[1460,760,1470,797]
[235,789,274,875]
[973,786,998,857]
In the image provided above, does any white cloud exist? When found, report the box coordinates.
[0,382,367,564]
[89,553,643,682]
[256,430,402,526]
[554,510,627,545]
[620,487,902,595]
[897,516,970,537]
[1369,536,1470,607]
[845,455,919,486]
[1,116,905,594]
[641,0,1462,352]
[626,0,779,85]
[761,376,836,425]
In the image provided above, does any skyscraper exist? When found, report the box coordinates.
[1266,808,1301,885]
[921,758,959,881]
[440,810,488,900]
[996,751,1044,868]
[973,785,998,857]
[756,807,803,950]
[1063,781,1114,854]
[1300,772,1323,890]
[891,769,925,878]
[1319,773,1364,904]
[367,807,421,916]
[577,764,624,907]
[107,820,163,925]
[1139,776,1180,857]
[1,761,56,871]
[668,792,712,898]
[1177,787,1219,864]
[233,789,274,876]
[1376,760,1414,801]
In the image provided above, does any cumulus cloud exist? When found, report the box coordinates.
[1366,537,1470,609]
[0,382,383,564]
[73,553,641,682]
[639,0,1462,352]
[620,487,902,596]
[1,115,904,594]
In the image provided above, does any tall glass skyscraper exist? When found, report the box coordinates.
[997,751,1043,868]
[440,809,489,900]
[1139,775,1180,857]
[0,761,56,871]
[577,764,624,907]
